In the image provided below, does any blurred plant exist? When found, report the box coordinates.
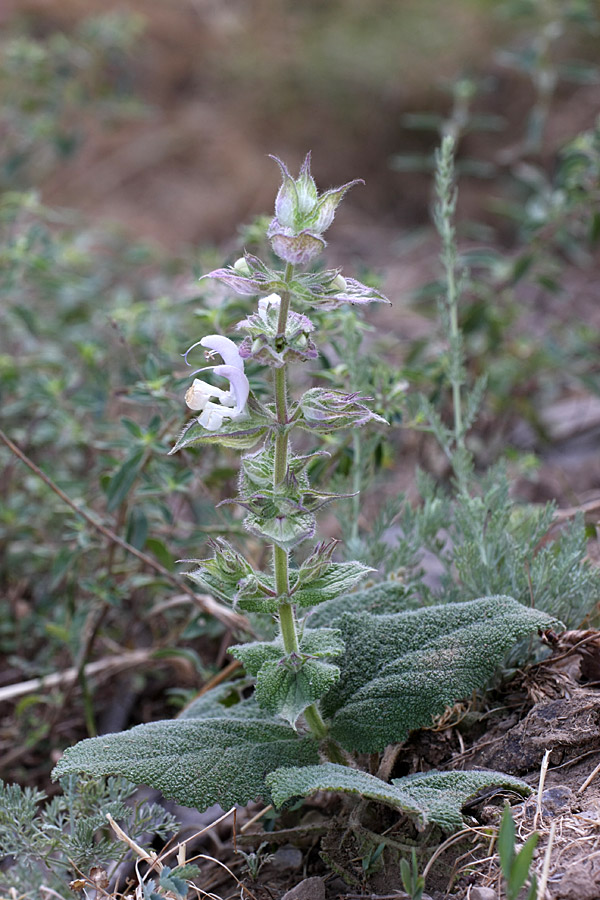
[393,138,600,629]
[0,775,178,898]
[236,841,275,880]
[391,0,600,442]
[0,11,146,187]
[0,191,250,784]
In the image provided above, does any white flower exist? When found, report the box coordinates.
[183,335,249,431]
[257,293,281,320]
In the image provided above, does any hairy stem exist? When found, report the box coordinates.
[272,263,329,741]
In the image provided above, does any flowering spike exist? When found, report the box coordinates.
[267,154,363,266]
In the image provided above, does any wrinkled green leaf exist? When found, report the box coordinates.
[308,580,415,628]
[291,560,374,607]
[267,763,531,832]
[255,659,340,727]
[52,702,319,811]
[229,628,344,677]
[321,596,561,752]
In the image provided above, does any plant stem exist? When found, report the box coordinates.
[272,262,329,741]
[447,267,463,451]
[435,136,464,455]
[351,427,361,543]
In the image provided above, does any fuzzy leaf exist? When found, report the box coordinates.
[321,596,561,752]
[52,703,319,811]
[390,770,531,832]
[267,763,531,833]
[179,682,260,720]
[229,641,282,677]
[185,538,278,612]
[255,659,340,727]
[230,629,344,677]
[300,628,345,658]
[291,560,374,607]
[245,509,316,551]
[308,581,416,628]
[170,407,270,453]
[297,388,387,433]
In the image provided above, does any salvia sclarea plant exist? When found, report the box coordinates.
[54,153,561,833]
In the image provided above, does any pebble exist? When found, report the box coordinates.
[280,876,325,900]
[271,844,304,871]
[525,785,574,819]
[469,888,497,900]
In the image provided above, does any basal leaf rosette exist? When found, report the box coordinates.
[53,689,319,812]
[320,595,562,753]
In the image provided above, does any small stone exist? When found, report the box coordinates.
[541,785,573,815]
[280,875,326,900]
[271,844,304,871]
[469,888,497,900]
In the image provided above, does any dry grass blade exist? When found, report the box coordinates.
[0,650,153,703]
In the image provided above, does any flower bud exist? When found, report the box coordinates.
[233,257,252,276]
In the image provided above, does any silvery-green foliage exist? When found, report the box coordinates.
[53,705,319,810]
[266,763,531,833]
[229,629,345,677]
[297,387,387,433]
[54,596,558,811]
[307,580,421,629]
[230,628,345,726]
[377,465,600,627]
[321,596,560,752]
[0,775,178,897]
[255,657,341,727]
